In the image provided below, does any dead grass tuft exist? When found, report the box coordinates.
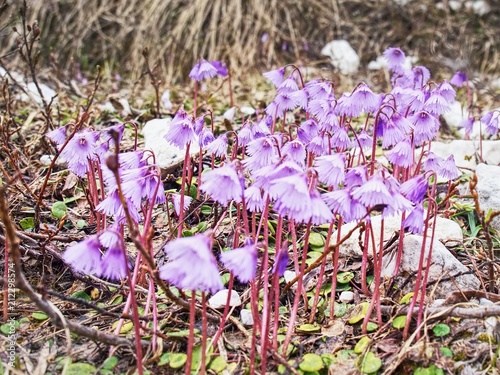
[1,0,499,80]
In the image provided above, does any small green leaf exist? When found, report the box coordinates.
[65,363,97,375]
[392,315,407,329]
[440,347,453,357]
[433,323,450,337]
[200,205,212,215]
[19,217,35,230]
[101,357,118,370]
[1,320,20,335]
[165,329,198,337]
[169,353,187,369]
[109,294,123,305]
[32,312,49,321]
[51,201,67,219]
[76,219,86,229]
[399,292,414,305]
[111,321,133,334]
[366,322,379,332]
[308,232,325,248]
[299,353,324,372]
[296,323,321,334]
[355,352,382,374]
[347,302,370,324]
[414,365,445,375]
[70,290,91,302]
[354,336,371,354]
[337,272,354,284]
[158,352,171,366]
[208,356,227,373]
[321,353,336,367]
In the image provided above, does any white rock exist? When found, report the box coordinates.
[443,101,467,129]
[465,0,491,16]
[240,309,254,326]
[367,55,416,71]
[142,118,200,168]
[422,140,500,170]
[240,106,256,116]
[321,40,360,75]
[334,213,463,258]
[223,107,236,121]
[283,270,296,284]
[18,82,57,105]
[161,90,173,111]
[448,0,462,11]
[381,234,480,298]
[40,154,66,166]
[491,78,500,91]
[339,291,354,303]
[208,289,242,309]
[99,101,116,113]
[475,163,500,232]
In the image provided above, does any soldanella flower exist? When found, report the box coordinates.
[159,234,223,294]
[411,111,440,146]
[100,239,129,280]
[384,47,406,74]
[244,137,279,171]
[400,175,428,204]
[60,130,99,177]
[438,155,461,181]
[220,240,258,283]
[200,162,244,205]
[281,139,306,167]
[403,203,424,234]
[481,111,499,136]
[351,173,393,209]
[244,185,266,212]
[385,139,413,168]
[330,126,352,151]
[263,67,286,87]
[272,242,290,277]
[340,83,380,117]
[314,154,345,188]
[309,189,334,225]
[450,71,467,87]
[63,235,102,276]
[189,58,219,81]
[423,152,444,174]
[206,134,228,158]
[46,126,67,147]
[209,60,228,77]
[171,193,193,216]
[164,108,197,148]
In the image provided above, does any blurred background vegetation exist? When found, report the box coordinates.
[1,0,499,81]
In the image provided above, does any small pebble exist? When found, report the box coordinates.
[339,291,354,303]
[240,309,254,326]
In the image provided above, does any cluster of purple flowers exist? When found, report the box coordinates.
[63,226,129,280]
[55,48,470,294]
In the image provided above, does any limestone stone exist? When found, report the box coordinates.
[475,163,500,231]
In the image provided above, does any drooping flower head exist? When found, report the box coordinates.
[403,203,425,234]
[263,67,286,87]
[220,239,258,283]
[400,175,428,204]
[450,71,467,87]
[159,234,223,294]
[438,155,461,181]
[272,242,290,277]
[63,235,102,276]
[164,108,197,148]
[200,161,244,206]
[383,47,406,73]
[46,126,67,147]
[189,58,219,81]
[210,60,228,77]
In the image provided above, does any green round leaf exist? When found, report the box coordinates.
[321,353,336,367]
[51,201,67,219]
[158,353,172,366]
[296,323,321,334]
[299,353,324,372]
[433,323,451,337]
[65,363,96,375]
[366,322,379,332]
[308,232,325,248]
[169,353,187,369]
[337,271,355,284]
[440,347,453,358]
[354,336,371,354]
[101,357,118,370]
[32,312,49,321]
[19,217,35,230]
[70,290,91,302]
[347,302,370,324]
[356,352,382,374]
[392,315,407,329]
[399,292,414,305]
[209,356,227,373]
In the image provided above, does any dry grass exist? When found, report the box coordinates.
[1,0,499,80]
